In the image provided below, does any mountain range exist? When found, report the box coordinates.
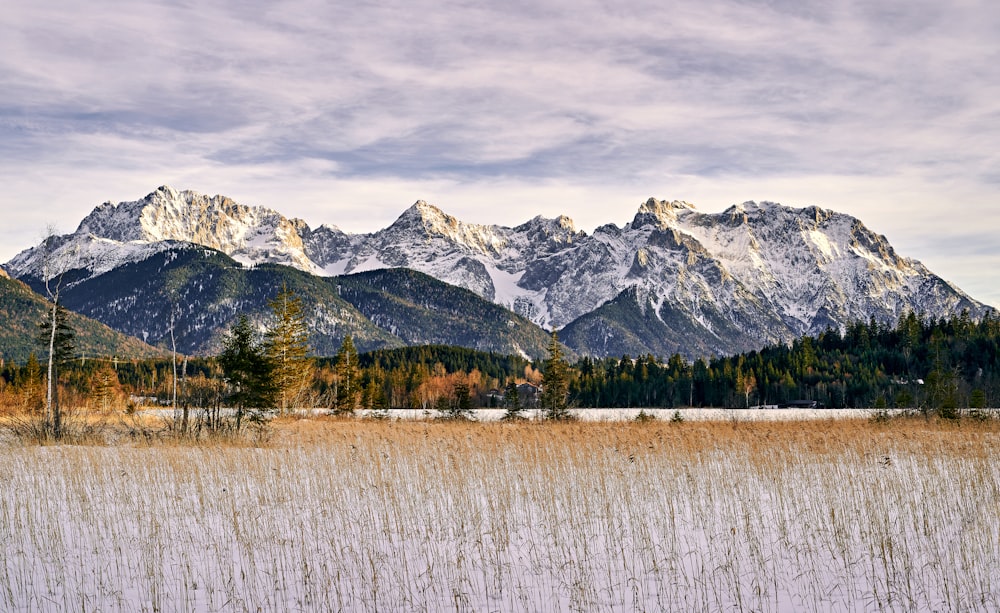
[3,186,989,360]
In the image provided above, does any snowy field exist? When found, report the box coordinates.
[139,407,902,422]
[1,419,997,611]
[360,407,895,421]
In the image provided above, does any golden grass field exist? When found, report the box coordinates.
[1,415,998,611]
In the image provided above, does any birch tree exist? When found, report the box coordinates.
[39,303,75,438]
[37,231,76,439]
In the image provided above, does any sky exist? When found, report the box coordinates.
[2,0,999,306]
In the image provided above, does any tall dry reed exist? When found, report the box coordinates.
[0,418,997,611]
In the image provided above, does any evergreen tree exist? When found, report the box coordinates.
[265,284,313,414]
[541,331,571,420]
[91,367,119,412]
[363,377,388,414]
[502,378,524,420]
[439,381,474,420]
[20,353,44,414]
[219,315,277,429]
[333,334,360,414]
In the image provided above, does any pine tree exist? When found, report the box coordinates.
[363,377,388,415]
[439,381,474,420]
[541,330,571,420]
[219,315,277,430]
[91,367,120,413]
[333,335,360,414]
[18,353,44,414]
[265,284,313,414]
[502,379,524,420]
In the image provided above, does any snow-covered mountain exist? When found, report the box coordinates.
[5,187,987,357]
[554,199,986,355]
[6,186,324,279]
[317,201,586,327]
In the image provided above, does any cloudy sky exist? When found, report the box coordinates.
[2,0,999,306]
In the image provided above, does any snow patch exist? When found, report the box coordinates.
[806,229,839,261]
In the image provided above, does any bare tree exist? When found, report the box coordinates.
[163,270,190,432]
[37,229,76,439]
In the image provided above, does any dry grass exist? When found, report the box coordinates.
[1,417,998,611]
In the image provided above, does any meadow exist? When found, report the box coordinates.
[1,416,998,611]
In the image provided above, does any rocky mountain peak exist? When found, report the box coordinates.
[719,201,751,226]
[11,186,321,280]
[642,197,695,212]
[514,214,581,243]
[382,200,510,257]
[554,214,577,232]
[631,197,695,229]
[75,185,241,244]
[313,223,346,234]
[395,200,459,234]
[4,187,988,360]
[153,184,180,199]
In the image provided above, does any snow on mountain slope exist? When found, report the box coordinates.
[6,186,323,280]
[5,187,987,357]
[673,201,972,333]
[306,200,586,326]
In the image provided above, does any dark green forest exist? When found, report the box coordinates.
[571,311,999,410]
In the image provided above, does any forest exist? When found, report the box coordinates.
[2,305,998,415]
[571,310,999,411]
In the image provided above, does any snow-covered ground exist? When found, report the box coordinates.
[358,407,892,421]
[1,421,996,611]
[136,407,898,422]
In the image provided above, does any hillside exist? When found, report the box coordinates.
[0,271,162,364]
[336,268,554,358]
[19,246,554,358]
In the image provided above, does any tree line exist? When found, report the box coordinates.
[570,310,1000,411]
[3,280,997,436]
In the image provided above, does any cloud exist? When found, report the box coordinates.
[4,0,996,182]
[1,0,999,306]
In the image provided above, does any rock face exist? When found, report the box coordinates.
[5,187,989,358]
[6,186,324,279]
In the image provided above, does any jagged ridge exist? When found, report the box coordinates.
[4,188,988,358]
